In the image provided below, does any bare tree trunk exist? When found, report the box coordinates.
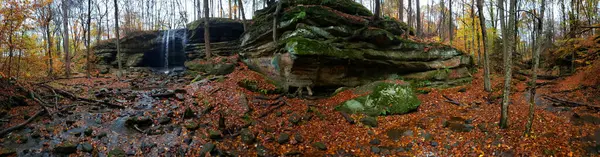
[114,0,123,78]
[476,27,481,64]
[375,0,381,19]
[238,0,247,31]
[463,1,468,54]
[408,0,412,27]
[440,0,445,42]
[7,31,13,78]
[449,0,453,45]
[229,0,232,19]
[204,0,212,58]
[499,0,516,129]
[471,0,480,66]
[526,0,545,135]
[46,20,54,78]
[16,31,25,79]
[416,0,420,38]
[399,0,403,22]
[273,1,282,44]
[87,0,92,78]
[477,0,491,92]
[62,0,71,78]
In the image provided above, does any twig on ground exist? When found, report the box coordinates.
[133,124,149,134]
[259,101,285,118]
[254,94,284,100]
[209,87,222,95]
[339,112,355,124]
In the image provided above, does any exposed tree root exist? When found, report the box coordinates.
[542,95,600,110]
[0,110,45,137]
[258,100,285,118]
[37,84,124,109]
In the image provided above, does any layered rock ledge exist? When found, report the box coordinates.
[240,0,474,89]
[93,18,244,73]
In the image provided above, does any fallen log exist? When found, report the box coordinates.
[542,95,600,110]
[542,95,585,107]
[442,95,462,106]
[150,92,175,98]
[38,84,124,109]
[29,91,56,120]
[0,110,45,137]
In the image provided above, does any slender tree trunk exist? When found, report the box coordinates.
[399,0,403,22]
[16,32,24,79]
[375,0,381,19]
[220,0,224,18]
[526,0,545,135]
[7,32,13,78]
[440,0,445,42]
[499,0,516,129]
[477,0,491,92]
[229,0,232,19]
[238,0,247,31]
[476,26,481,65]
[46,21,54,78]
[463,2,468,54]
[114,0,123,78]
[471,0,481,66]
[87,0,92,78]
[62,0,71,78]
[204,0,212,58]
[449,0,453,45]
[416,0,421,38]
[16,32,23,80]
[273,1,282,44]
[408,0,412,27]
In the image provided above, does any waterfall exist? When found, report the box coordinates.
[158,28,187,74]
[164,29,171,70]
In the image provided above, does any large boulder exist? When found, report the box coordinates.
[336,81,420,116]
[93,18,243,70]
[240,0,473,89]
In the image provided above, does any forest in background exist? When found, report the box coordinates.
[1,0,600,156]
[1,0,599,80]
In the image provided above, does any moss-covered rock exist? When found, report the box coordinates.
[336,81,420,116]
[241,0,473,88]
[108,148,126,157]
[283,0,373,16]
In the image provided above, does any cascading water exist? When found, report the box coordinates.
[158,29,187,75]
[165,29,170,71]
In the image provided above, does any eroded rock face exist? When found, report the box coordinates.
[93,18,244,71]
[240,0,473,88]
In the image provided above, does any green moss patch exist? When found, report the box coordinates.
[336,81,421,116]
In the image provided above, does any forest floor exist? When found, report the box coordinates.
[1,58,600,156]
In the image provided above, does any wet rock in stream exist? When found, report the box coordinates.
[81,143,94,152]
[53,142,78,154]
